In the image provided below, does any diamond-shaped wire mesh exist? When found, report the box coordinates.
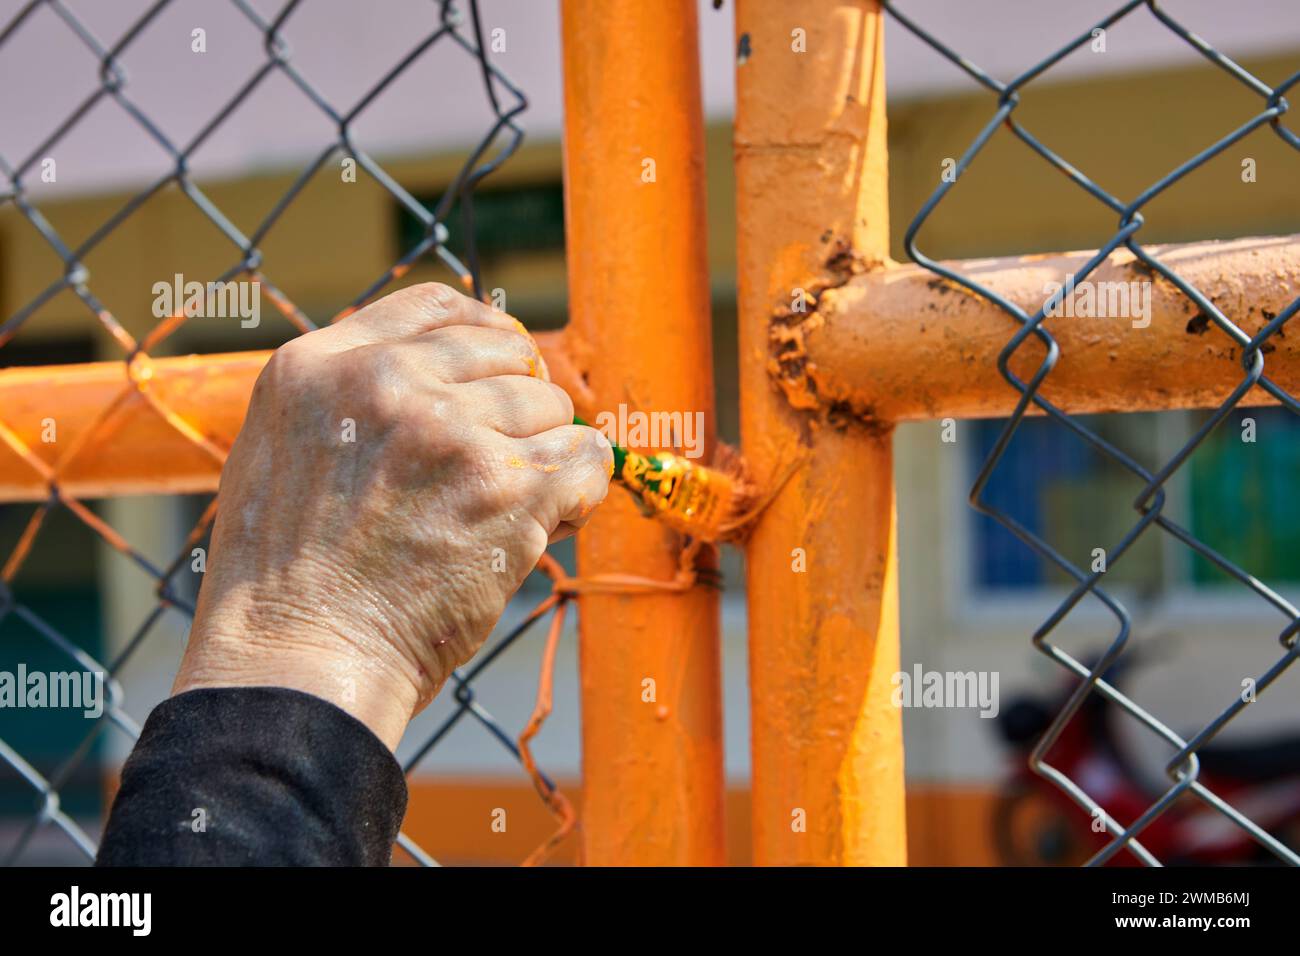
[0,0,574,867]
[883,0,1300,864]
[7,0,1299,871]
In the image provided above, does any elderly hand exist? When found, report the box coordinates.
[172,283,613,749]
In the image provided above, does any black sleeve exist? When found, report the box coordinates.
[95,686,408,866]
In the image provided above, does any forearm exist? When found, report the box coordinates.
[96,687,407,866]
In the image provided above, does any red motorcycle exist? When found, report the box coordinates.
[994,655,1300,865]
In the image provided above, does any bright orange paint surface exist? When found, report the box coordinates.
[735,0,906,865]
[560,0,726,865]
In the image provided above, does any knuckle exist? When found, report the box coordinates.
[403,281,463,319]
[581,428,615,476]
[270,330,313,367]
[426,320,474,354]
[259,332,316,393]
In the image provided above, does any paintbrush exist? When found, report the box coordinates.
[572,415,760,543]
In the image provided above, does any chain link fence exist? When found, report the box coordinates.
[882,0,1300,864]
[0,0,576,866]
[5,0,1300,870]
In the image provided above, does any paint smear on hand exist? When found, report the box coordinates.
[508,454,558,474]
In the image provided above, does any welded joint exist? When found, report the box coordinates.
[766,235,889,435]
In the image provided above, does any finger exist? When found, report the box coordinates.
[461,376,575,438]
[512,424,614,533]
[409,325,546,383]
[331,282,521,345]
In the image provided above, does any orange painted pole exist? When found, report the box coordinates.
[735,0,906,864]
[560,0,726,863]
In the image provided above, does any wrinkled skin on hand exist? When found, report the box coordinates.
[173,283,613,748]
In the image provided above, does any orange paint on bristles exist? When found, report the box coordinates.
[616,442,765,544]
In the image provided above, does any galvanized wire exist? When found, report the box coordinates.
[0,0,573,866]
[883,0,1300,865]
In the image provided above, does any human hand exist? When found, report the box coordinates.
[172,283,613,749]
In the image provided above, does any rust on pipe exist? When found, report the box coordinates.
[804,235,1300,424]
[560,0,726,864]
[0,331,589,503]
[735,0,906,864]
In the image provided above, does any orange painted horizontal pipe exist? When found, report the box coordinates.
[0,331,586,503]
[6,234,1295,505]
[0,351,258,502]
[805,235,1300,423]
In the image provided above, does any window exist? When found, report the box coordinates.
[967,406,1300,594]
[1188,407,1300,585]
[395,181,566,263]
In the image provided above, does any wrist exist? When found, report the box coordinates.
[174,622,420,752]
